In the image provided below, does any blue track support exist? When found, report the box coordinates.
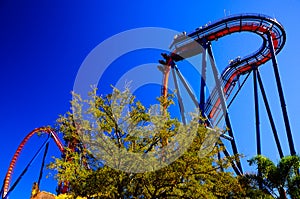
[253,67,261,155]
[38,139,50,187]
[173,65,199,109]
[253,68,263,189]
[217,145,224,172]
[218,141,241,175]
[200,48,207,115]
[257,70,284,158]
[207,43,243,174]
[171,66,187,125]
[267,33,296,156]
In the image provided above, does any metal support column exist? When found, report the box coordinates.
[200,48,207,114]
[253,67,263,190]
[171,66,187,125]
[219,141,241,175]
[217,144,224,172]
[253,67,261,155]
[267,33,296,155]
[207,43,243,174]
[173,65,199,108]
[257,70,284,158]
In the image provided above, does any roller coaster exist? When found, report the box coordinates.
[1,14,296,198]
[159,13,296,175]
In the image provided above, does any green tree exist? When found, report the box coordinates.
[49,88,246,198]
[244,154,300,199]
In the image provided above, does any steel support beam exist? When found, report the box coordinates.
[171,67,187,125]
[207,43,243,174]
[253,67,263,190]
[200,48,207,114]
[257,70,284,158]
[267,33,296,156]
[253,67,261,155]
[173,65,199,109]
[219,141,241,175]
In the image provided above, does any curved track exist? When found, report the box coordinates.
[164,14,286,123]
[1,14,289,198]
[1,127,64,198]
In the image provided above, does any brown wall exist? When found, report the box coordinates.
[31,191,56,199]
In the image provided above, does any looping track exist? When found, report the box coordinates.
[168,14,286,123]
[2,127,64,198]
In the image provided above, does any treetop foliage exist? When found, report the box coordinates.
[49,87,282,198]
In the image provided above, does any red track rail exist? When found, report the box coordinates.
[165,14,286,125]
[2,127,64,198]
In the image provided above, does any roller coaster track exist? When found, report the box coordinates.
[163,13,286,126]
[1,14,292,198]
[159,14,293,175]
[1,127,64,199]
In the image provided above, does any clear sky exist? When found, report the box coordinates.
[1,1,300,198]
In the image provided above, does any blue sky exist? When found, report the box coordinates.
[1,1,300,198]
